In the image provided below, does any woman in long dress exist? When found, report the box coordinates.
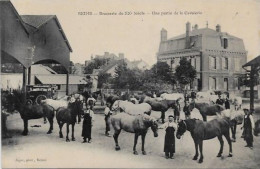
[159,115,177,159]
[82,105,95,143]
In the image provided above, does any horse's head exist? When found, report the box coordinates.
[176,120,187,139]
[111,100,120,111]
[150,118,159,137]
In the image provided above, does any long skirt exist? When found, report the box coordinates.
[82,122,92,139]
[164,127,175,153]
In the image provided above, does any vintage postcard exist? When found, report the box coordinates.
[1,0,260,168]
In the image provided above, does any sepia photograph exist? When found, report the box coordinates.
[1,0,260,168]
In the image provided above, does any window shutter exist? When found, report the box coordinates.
[222,57,224,69]
[216,57,219,70]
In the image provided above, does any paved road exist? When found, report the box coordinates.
[2,105,260,168]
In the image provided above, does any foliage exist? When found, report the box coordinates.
[238,70,259,87]
[84,58,110,74]
[150,62,176,84]
[98,72,112,88]
[175,57,197,86]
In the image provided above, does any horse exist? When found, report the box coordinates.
[41,97,72,111]
[176,118,233,163]
[220,109,244,142]
[229,95,242,110]
[160,93,185,103]
[143,97,178,123]
[111,100,152,115]
[254,119,260,136]
[189,101,225,121]
[106,95,120,109]
[56,101,81,142]
[111,113,159,155]
[8,91,55,136]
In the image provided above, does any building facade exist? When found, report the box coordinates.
[157,22,247,92]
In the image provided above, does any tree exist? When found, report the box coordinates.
[175,57,197,88]
[84,58,110,74]
[113,62,128,89]
[98,72,111,88]
[150,62,175,84]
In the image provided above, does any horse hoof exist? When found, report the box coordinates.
[59,135,63,138]
[115,146,120,151]
[217,154,222,157]
[228,153,233,157]
[66,139,70,142]
[47,131,52,134]
[72,138,76,141]
[142,151,147,155]
[133,151,138,155]
[198,159,203,163]
[22,132,28,136]
[192,156,198,160]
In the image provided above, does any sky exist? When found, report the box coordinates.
[12,0,260,66]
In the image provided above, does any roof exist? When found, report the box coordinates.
[31,65,57,74]
[0,0,29,35]
[35,75,87,85]
[20,15,73,52]
[243,55,260,67]
[21,15,54,28]
[168,28,240,41]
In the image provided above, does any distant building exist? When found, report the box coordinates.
[131,59,150,70]
[157,22,247,92]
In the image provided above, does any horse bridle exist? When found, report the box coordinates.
[111,100,121,111]
[180,120,187,133]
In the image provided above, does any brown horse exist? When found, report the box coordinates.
[111,113,158,155]
[56,101,81,142]
[189,101,225,121]
[144,98,179,123]
[176,118,232,163]
[8,91,54,136]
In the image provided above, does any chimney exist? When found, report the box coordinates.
[194,24,198,30]
[161,28,167,41]
[104,52,109,58]
[118,53,124,59]
[186,22,191,49]
[216,24,221,32]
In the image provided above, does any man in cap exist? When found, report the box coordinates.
[241,108,255,149]
[104,102,112,136]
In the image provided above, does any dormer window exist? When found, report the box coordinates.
[223,38,228,49]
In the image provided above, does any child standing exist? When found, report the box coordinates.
[159,115,177,159]
[104,103,112,136]
[82,105,95,143]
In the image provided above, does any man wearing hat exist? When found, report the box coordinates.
[241,108,255,149]
[159,115,177,159]
[104,102,112,136]
[216,94,224,106]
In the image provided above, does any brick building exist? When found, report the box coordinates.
[157,22,247,92]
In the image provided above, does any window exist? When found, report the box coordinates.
[210,56,216,69]
[222,57,228,70]
[234,58,240,71]
[209,77,216,90]
[224,38,228,49]
[224,78,228,91]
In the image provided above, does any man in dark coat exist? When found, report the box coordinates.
[241,108,255,149]
[216,95,224,106]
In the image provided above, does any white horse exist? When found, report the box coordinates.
[41,97,74,111]
[196,91,219,104]
[112,100,152,115]
[229,95,242,110]
[160,93,184,103]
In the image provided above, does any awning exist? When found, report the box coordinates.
[35,75,87,85]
